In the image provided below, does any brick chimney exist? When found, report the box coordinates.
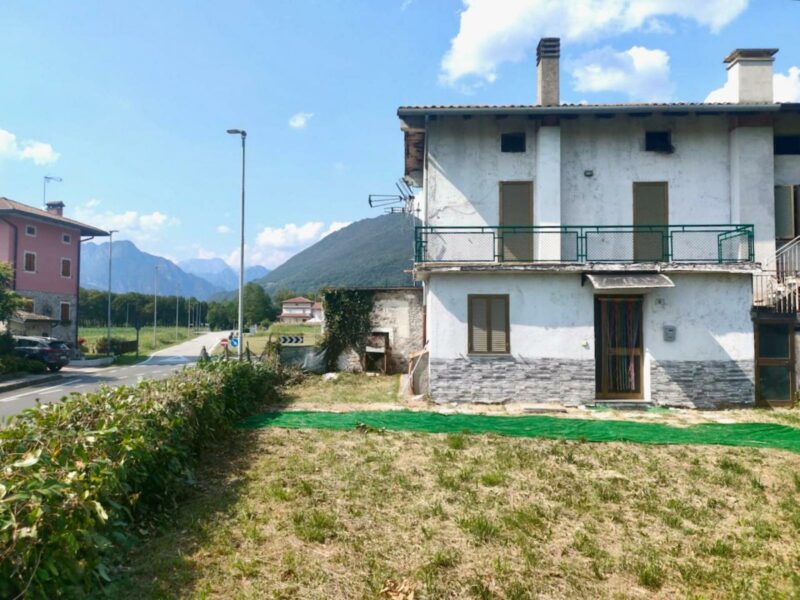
[45,201,64,216]
[536,38,560,106]
[722,48,778,103]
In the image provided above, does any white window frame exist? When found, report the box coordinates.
[25,224,37,237]
[62,233,72,244]
[60,302,70,322]
[23,251,37,273]
[60,257,72,279]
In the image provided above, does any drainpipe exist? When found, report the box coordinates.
[0,217,19,289]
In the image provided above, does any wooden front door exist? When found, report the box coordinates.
[500,182,533,261]
[755,321,795,407]
[633,182,668,261]
[595,296,644,399]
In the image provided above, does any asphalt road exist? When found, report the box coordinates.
[0,331,223,419]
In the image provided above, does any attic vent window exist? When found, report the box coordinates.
[501,132,526,153]
[775,135,800,155]
[645,131,674,153]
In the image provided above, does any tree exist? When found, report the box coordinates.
[0,261,22,323]
[206,300,236,331]
[243,282,276,325]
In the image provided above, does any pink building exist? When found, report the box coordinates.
[0,197,108,342]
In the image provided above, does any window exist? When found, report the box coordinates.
[775,135,800,155]
[775,186,800,241]
[644,131,673,153]
[62,233,71,244]
[61,258,71,278]
[500,132,526,153]
[25,224,36,237]
[468,295,509,354]
[60,303,70,322]
[23,252,36,273]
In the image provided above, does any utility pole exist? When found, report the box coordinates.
[175,292,180,342]
[153,265,159,349]
[227,128,247,359]
[106,230,119,356]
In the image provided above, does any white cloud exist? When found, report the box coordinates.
[571,46,673,101]
[288,112,314,129]
[73,198,179,245]
[322,221,350,237]
[0,128,60,165]
[256,222,325,248]
[439,0,748,87]
[705,66,800,103]
[774,67,800,102]
[216,225,232,234]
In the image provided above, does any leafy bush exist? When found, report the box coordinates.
[320,288,374,370]
[0,354,47,375]
[94,336,138,355]
[0,361,281,598]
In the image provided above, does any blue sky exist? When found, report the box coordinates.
[1,0,798,268]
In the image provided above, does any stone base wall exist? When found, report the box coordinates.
[15,289,77,343]
[429,356,595,405]
[650,360,755,409]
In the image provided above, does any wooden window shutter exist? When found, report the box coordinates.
[489,297,509,353]
[469,297,489,353]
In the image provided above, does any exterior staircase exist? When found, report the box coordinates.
[753,237,800,314]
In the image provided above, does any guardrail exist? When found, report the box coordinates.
[414,224,754,264]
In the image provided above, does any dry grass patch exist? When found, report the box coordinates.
[283,373,401,408]
[113,428,800,599]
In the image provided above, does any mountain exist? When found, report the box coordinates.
[179,258,271,291]
[80,241,224,300]
[254,213,417,294]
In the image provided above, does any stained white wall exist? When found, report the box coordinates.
[775,156,800,186]
[427,272,754,400]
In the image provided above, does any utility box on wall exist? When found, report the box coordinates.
[663,325,677,342]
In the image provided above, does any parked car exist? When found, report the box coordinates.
[13,336,71,372]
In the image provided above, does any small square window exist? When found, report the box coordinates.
[775,135,800,155]
[645,131,673,153]
[25,225,36,237]
[61,259,71,278]
[62,233,71,244]
[24,252,36,273]
[501,132,526,153]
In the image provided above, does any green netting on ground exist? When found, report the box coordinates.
[239,410,800,453]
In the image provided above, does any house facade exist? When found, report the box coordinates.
[279,297,315,323]
[399,41,800,408]
[0,198,109,343]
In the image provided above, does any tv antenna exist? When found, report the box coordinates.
[368,179,418,215]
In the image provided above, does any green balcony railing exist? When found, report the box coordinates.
[414,224,754,264]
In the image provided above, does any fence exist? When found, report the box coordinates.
[415,224,754,264]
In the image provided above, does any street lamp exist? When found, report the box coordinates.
[153,265,160,349]
[175,288,180,342]
[227,128,247,359]
[106,230,119,356]
[43,176,62,208]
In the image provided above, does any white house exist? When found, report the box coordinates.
[398,40,800,409]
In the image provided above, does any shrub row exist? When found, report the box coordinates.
[0,360,281,598]
[0,354,47,376]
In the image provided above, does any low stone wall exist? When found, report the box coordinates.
[429,356,595,405]
[650,360,755,409]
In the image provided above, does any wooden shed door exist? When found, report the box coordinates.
[500,182,533,261]
[633,182,668,261]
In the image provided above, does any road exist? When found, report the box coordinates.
[0,331,223,419]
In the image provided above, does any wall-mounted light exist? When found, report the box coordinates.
[583,169,594,178]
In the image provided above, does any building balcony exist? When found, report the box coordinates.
[415,224,754,266]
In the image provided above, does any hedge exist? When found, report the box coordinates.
[0,355,47,376]
[0,360,281,598]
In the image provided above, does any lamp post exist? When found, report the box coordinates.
[175,289,180,342]
[153,265,159,349]
[43,175,62,208]
[106,230,119,356]
[227,128,247,359]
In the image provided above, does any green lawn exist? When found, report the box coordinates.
[109,375,800,598]
[79,326,201,357]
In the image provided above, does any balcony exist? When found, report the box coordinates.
[415,224,754,264]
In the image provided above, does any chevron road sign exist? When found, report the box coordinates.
[280,335,305,345]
